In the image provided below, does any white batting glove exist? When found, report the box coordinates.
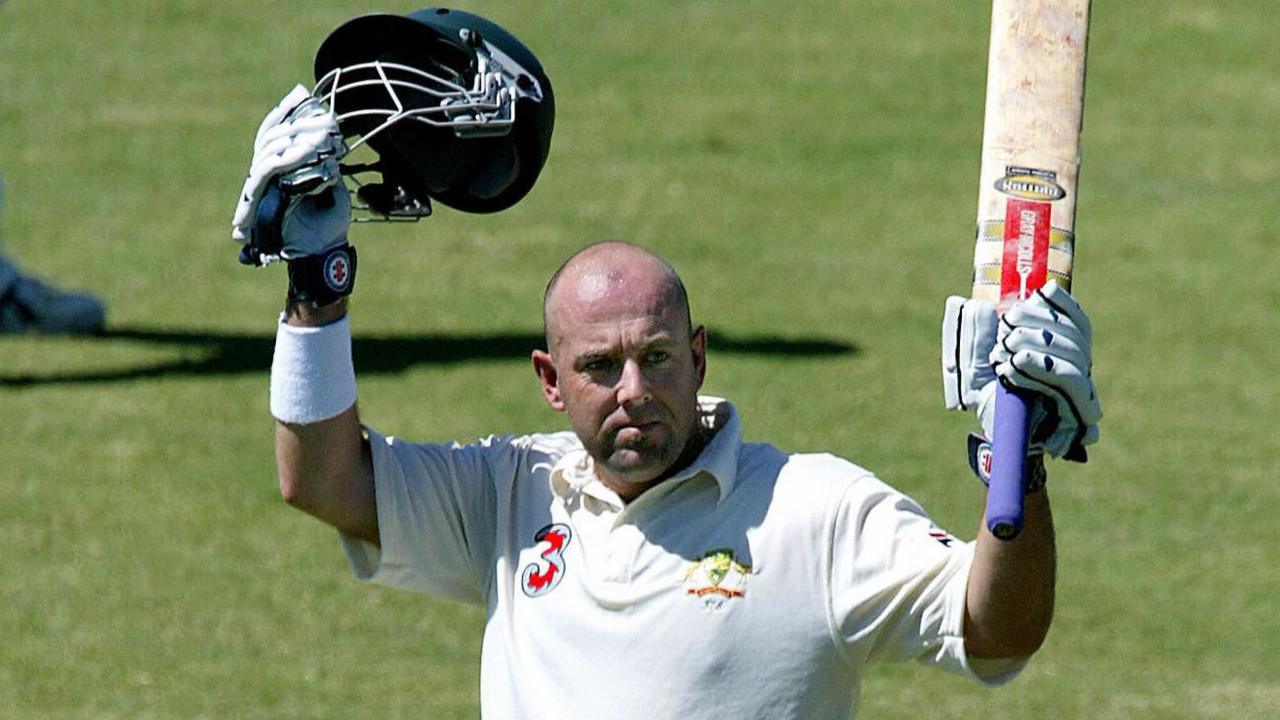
[942,283,1102,460]
[942,294,999,413]
[231,85,347,248]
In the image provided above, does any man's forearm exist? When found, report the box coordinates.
[273,298,379,544]
[963,465,1056,659]
[276,405,377,543]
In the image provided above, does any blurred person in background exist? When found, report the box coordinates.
[0,174,106,334]
[0,0,105,334]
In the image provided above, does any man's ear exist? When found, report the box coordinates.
[531,349,565,411]
[691,325,708,389]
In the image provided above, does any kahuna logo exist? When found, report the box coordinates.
[323,250,352,293]
[684,548,750,608]
[520,524,572,597]
[994,166,1066,202]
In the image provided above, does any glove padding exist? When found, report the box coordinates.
[942,283,1101,460]
[942,294,998,413]
[231,84,349,262]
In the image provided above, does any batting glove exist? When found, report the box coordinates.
[231,85,345,245]
[942,283,1101,460]
[231,85,355,306]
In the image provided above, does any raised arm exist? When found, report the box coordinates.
[232,86,377,544]
[941,284,1101,658]
[273,300,377,544]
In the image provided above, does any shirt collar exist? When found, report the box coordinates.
[549,396,742,506]
[666,396,740,503]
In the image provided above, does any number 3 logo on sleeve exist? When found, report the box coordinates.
[520,523,572,598]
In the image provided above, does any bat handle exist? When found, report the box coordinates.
[985,382,1031,540]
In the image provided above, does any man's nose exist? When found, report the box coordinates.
[616,359,652,406]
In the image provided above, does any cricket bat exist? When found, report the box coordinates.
[972,0,1091,540]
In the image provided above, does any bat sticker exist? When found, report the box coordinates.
[1001,198,1051,300]
[994,166,1066,201]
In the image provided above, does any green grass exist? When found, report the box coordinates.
[2,1,1277,717]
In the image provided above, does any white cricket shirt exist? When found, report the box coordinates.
[340,397,1025,718]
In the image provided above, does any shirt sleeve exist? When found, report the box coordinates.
[827,474,1029,686]
[337,427,507,606]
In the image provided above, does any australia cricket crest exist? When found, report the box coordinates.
[683,548,750,610]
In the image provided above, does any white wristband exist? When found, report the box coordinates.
[270,313,357,424]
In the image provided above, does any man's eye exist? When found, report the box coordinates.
[582,358,614,373]
[644,351,670,365]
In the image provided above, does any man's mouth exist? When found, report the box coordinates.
[614,422,658,447]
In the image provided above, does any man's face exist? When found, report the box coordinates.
[534,266,706,499]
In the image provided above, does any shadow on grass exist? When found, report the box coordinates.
[0,326,858,387]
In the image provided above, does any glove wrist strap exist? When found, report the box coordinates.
[286,243,357,308]
[967,433,1047,494]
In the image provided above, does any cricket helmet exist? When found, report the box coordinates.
[313,7,554,216]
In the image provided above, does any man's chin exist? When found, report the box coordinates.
[600,450,670,487]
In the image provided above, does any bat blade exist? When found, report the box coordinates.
[973,0,1091,540]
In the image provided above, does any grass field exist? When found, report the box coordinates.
[1,1,1277,718]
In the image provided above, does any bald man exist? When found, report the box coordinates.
[261,231,1101,718]
[531,244,708,501]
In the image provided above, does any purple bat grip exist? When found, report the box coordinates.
[986,382,1031,540]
